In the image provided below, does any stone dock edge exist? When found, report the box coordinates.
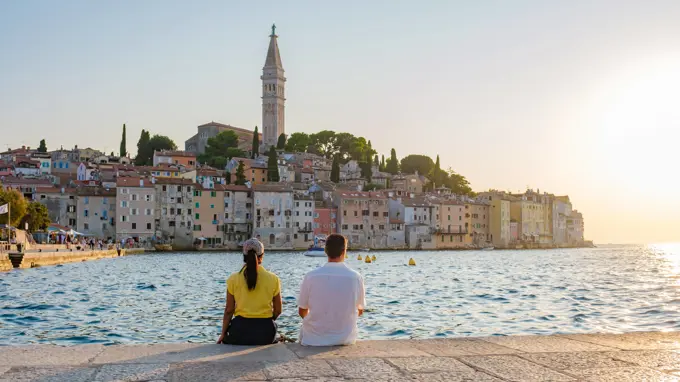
[0,248,145,272]
[1,332,680,381]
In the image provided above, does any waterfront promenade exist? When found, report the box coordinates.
[0,247,145,271]
[2,332,680,381]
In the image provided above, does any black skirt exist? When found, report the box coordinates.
[223,316,277,345]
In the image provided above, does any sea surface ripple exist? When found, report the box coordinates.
[1,244,679,345]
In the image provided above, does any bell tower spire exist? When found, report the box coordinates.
[261,23,286,151]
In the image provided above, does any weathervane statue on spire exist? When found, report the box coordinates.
[271,23,276,36]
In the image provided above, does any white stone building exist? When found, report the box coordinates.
[293,195,314,249]
[252,184,294,250]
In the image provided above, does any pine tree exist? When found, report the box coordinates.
[251,126,260,159]
[386,148,399,174]
[267,146,280,182]
[330,155,340,183]
[277,133,286,150]
[38,139,47,153]
[235,161,247,185]
[120,124,127,157]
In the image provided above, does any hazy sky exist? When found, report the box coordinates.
[2,0,680,244]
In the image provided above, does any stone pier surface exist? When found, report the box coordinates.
[3,333,680,381]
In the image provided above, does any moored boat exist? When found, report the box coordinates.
[154,244,172,251]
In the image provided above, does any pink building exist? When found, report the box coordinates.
[313,204,337,236]
[510,221,519,243]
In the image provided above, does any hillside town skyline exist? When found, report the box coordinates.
[3,2,680,244]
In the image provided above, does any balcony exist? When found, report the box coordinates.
[297,226,313,233]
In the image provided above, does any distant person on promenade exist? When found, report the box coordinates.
[217,238,282,345]
[298,234,366,346]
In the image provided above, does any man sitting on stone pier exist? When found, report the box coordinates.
[297,234,366,346]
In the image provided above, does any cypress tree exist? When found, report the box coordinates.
[251,126,259,158]
[386,148,399,174]
[277,133,286,150]
[120,124,127,157]
[330,155,340,183]
[373,155,379,167]
[267,146,280,182]
[380,155,386,172]
[235,161,247,185]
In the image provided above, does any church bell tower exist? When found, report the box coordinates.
[261,24,286,151]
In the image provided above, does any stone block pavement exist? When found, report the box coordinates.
[3,332,680,381]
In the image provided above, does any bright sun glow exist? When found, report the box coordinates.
[591,54,680,197]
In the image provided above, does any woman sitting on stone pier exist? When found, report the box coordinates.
[217,238,282,345]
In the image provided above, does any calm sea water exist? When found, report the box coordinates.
[1,244,680,345]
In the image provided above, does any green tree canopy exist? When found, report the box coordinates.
[0,188,28,227]
[134,130,151,165]
[21,202,50,232]
[234,160,247,185]
[285,132,311,153]
[251,126,259,158]
[277,133,286,150]
[38,139,47,153]
[380,155,386,172]
[198,131,245,168]
[444,168,473,195]
[267,146,280,182]
[373,155,379,167]
[120,124,127,157]
[134,133,177,166]
[385,148,399,174]
[400,154,434,175]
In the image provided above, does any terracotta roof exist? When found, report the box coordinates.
[1,177,52,185]
[197,122,261,138]
[152,178,195,185]
[35,186,75,194]
[336,191,387,199]
[253,183,293,192]
[218,184,251,192]
[154,150,196,158]
[116,177,153,188]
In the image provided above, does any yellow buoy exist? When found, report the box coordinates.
[364,255,372,263]
[371,255,376,261]
[408,258,416,266]
[357,255,362,260]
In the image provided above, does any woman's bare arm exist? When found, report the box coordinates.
[217,292,236,344]
[272,293,282,320]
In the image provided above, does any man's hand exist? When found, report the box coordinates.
[216,334,225,344]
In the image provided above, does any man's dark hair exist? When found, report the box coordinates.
[325,234,347,259]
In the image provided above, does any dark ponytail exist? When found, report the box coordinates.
[243,249,259,290]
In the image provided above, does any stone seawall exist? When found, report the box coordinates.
[0,248,146,271]
[0,332,678,381]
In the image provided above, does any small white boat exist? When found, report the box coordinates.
[303,247,326,257]
[482,247,495,251]
[359,248,370,252]
[304,235,327,257]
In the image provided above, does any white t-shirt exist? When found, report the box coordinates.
[298,262,366,346]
